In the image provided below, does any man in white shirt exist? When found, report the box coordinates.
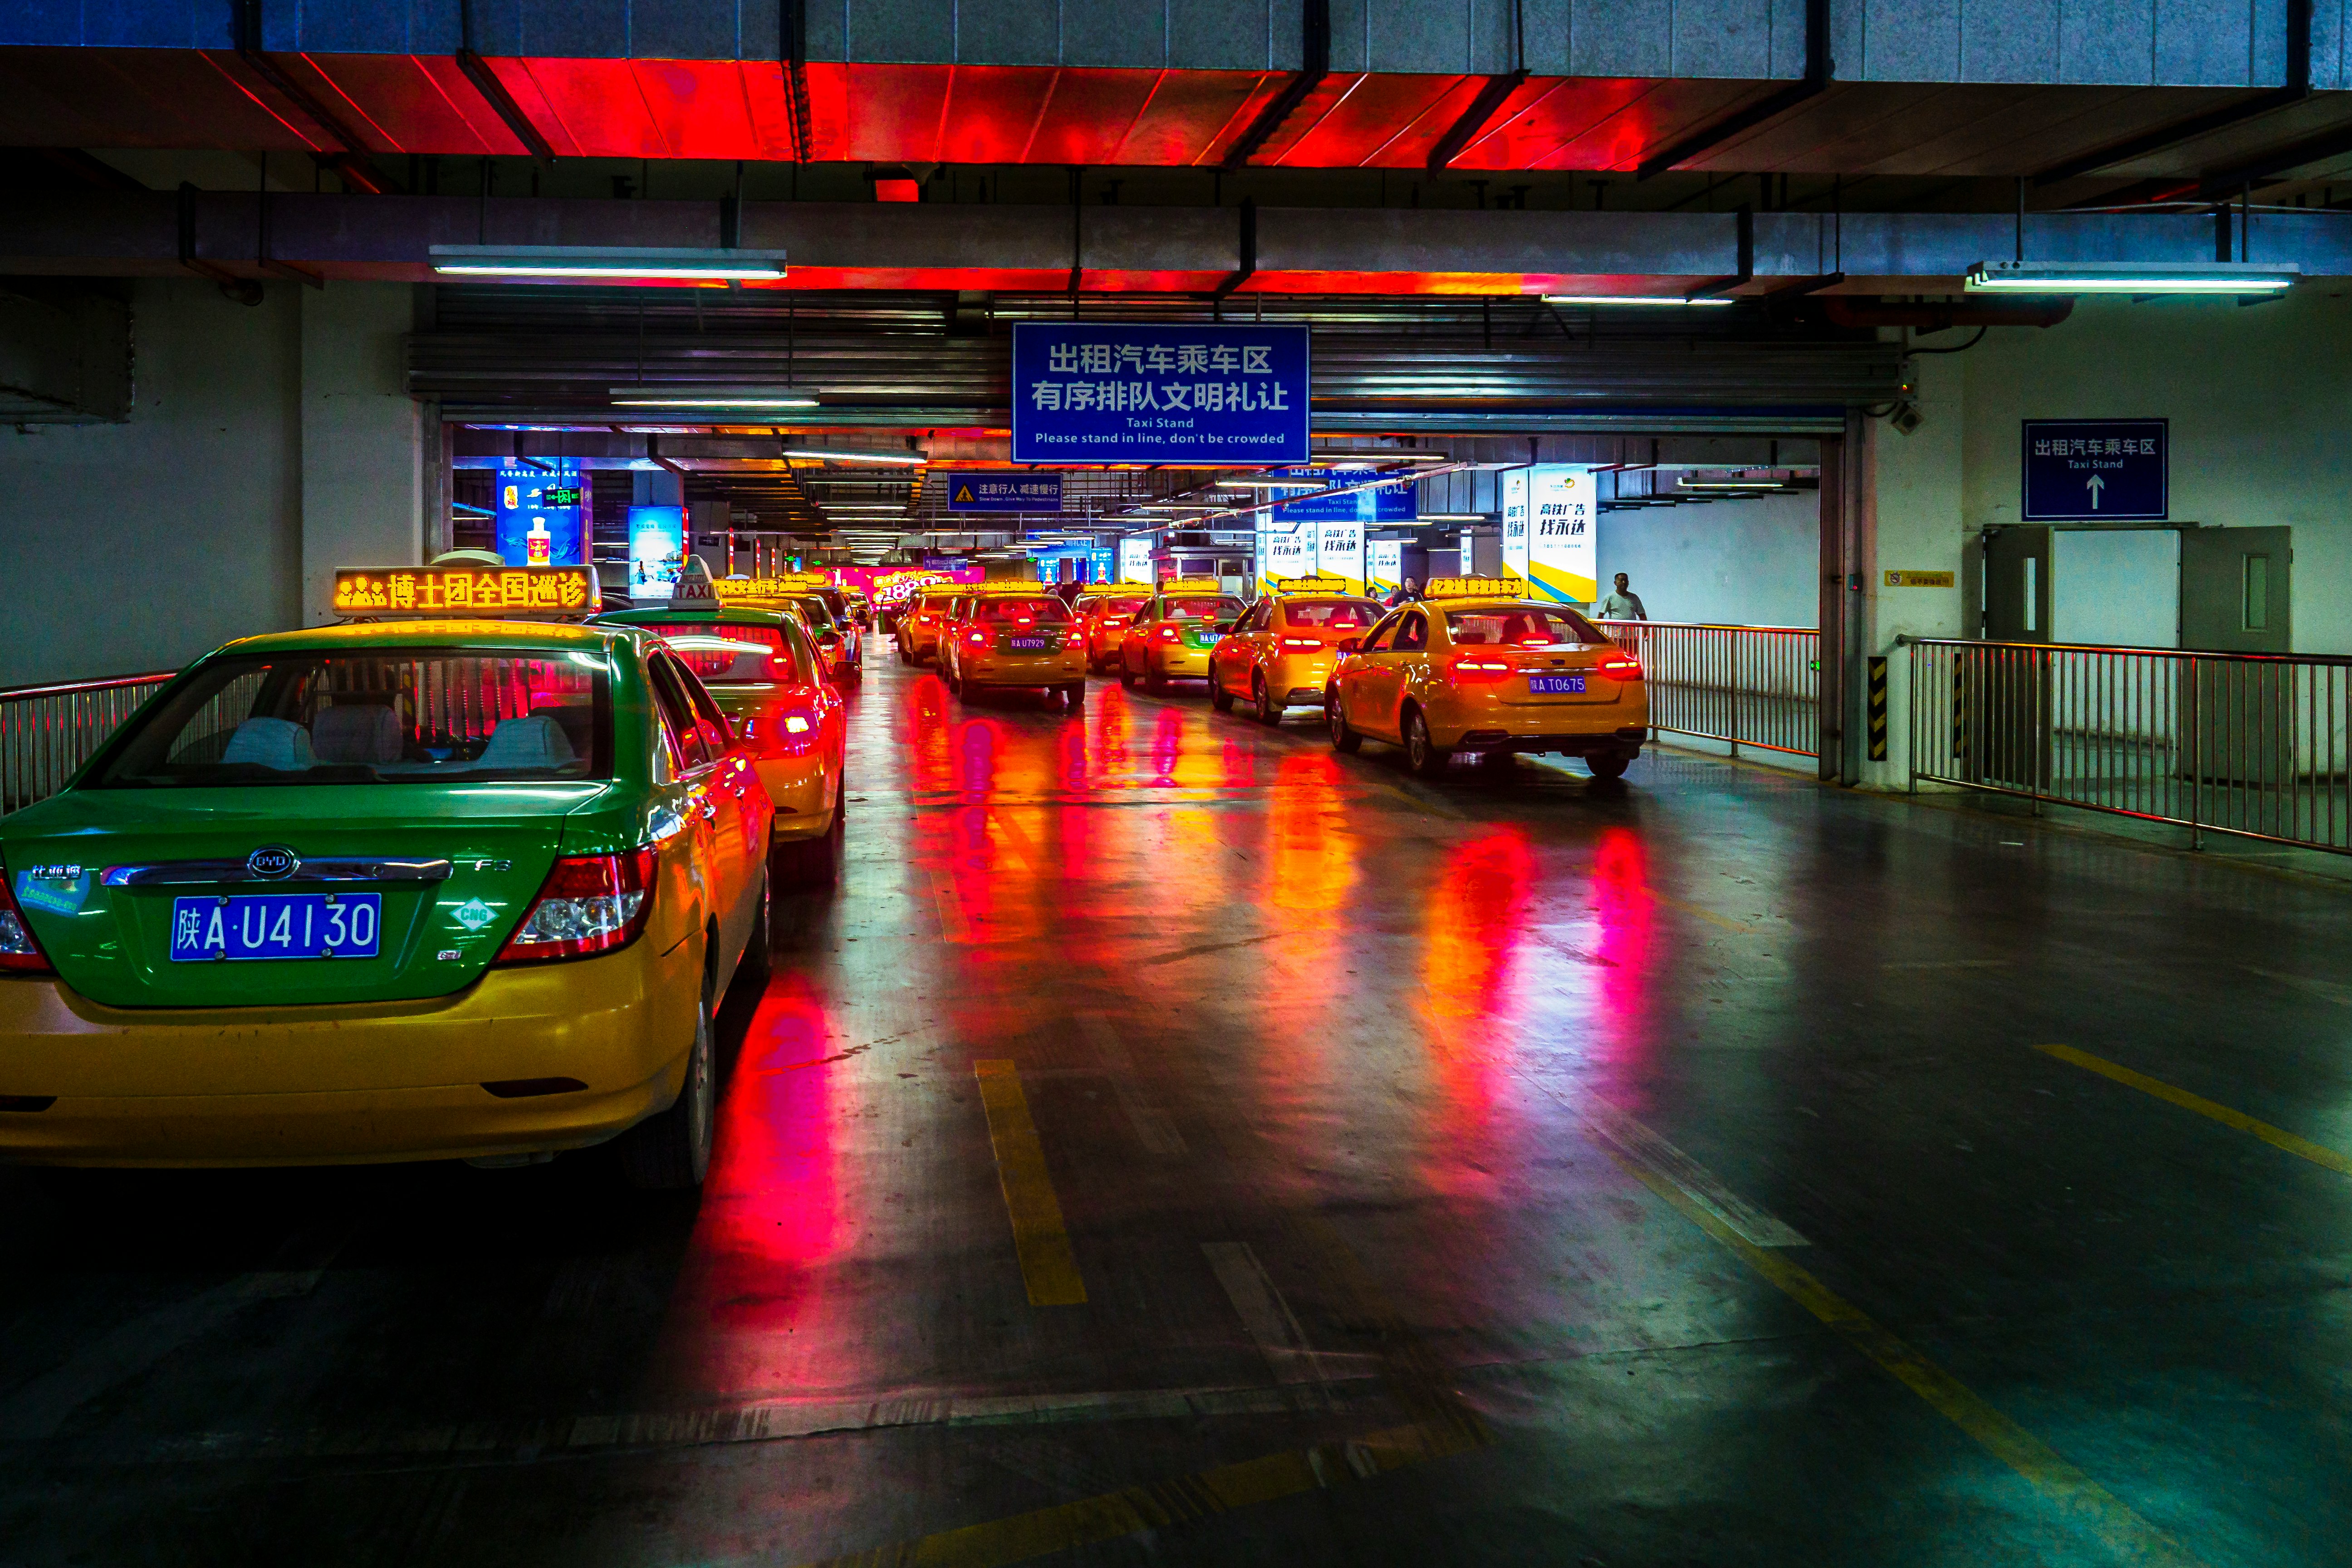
[1597,573,1647,621]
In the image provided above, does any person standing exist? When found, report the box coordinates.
[1386,576,1421,608]
[1597,572,1647,621]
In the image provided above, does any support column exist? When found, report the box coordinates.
[299,282,422,623]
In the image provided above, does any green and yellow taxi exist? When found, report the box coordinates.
[940,586,1087,708]
[715,574,862,683]
[1325,576,1649,779]
[897,582,967,666]
[1208,576,1384,725]
[1073,583,1153,674]
[0,601,774,1188]
[593,602,847,887]
[1115,580,1246,692]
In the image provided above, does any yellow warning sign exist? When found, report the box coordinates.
[955,484,976,503]
[1884,570,1956,588]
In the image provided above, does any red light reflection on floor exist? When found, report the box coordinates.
[1416,828,1539,1194]
[1586,826,1658,1079]
[654,974,848,1399]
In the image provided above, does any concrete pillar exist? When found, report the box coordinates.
[1857,347,1969,790]
[299,282,423,624]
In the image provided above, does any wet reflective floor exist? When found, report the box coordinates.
[6,659,2352,1567]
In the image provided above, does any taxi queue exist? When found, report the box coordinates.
[897,573,1648,780]
[0,564,855,1191]
[0,564,1641,1189]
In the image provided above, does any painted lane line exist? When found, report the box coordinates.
[1601,1143,2207,1568]
[790,1417,1482,1568]
[1581,1101,1808,1248]
[1202,1242,1331,1394]
[930,870,971,943]
[1073,1011,1187,1156]
[2035,1042,2352,1178]
[973,1060,1088,1307]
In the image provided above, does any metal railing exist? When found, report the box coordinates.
[1595,620,1821,758]
[0,671,178,815]
[1905,638,2352,853]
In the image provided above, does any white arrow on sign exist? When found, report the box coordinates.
[2086,473,2105,510]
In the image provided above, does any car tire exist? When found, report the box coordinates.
[1062,681,1086,711]
[1586,751,1632,781]
[1328,691,1362,754]
[1144,668,1168,694]
[738,867,772,983]
[1404,707,1451,778]
[1254,672,1282,726]
[1120,663,1139,689]
[1211,676,1235,711]
[619,983,715,1191]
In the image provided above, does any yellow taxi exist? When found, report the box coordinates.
[1116,580,1246,693]
[1208,575,1384,726]
[1325,576,1648,779]
[896,582,968,666]
[1073,583,1154,673]
[941,586,1088,707]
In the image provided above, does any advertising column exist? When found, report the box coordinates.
[1368,539,1403,596]
[1257,516,1313,589]
[627,505,685,601]
[495,460,592,568]
[1527,465,1597,608]
[1315,518,1365,596]
[1501,468,1530,583]
[1118,535,1155,584]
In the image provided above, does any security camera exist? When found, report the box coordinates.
[1888,401,1926,436]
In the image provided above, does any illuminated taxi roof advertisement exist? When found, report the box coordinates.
[331,565,597,617]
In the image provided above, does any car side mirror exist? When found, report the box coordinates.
[1338,637,1362,653]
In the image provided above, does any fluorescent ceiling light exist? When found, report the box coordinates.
[1308,451,1451,464]
[1230,479,1325,490]
[1965,260,2298,294]
[1674,481,1786,491]
[1413,513,1492,521]
[1543,294,1735,307]
[610,386,818,410]
[783,448,926,466]
[435,245,789,280]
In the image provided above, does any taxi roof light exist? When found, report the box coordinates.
[1272,574,1351,595]
[1424,574,1532,601]
[1157,578,1226,594]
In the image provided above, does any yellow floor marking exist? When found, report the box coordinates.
[1644,887,1759,934]
[929,871,971,943]
[796,1418,1478,1568]
[972,1061,1087,1306]
[1603,1145,2206,1568]
[986,805,1041,870]
[2036,1043,2352,1178]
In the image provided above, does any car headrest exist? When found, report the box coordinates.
[311,703,402,765]
[477,714,577,771]
[220,717,317,772]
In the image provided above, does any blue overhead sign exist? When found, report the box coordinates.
[1012,323,1309,464]
[945,473,1062,513]
[1271,466,1419,524]
[2023,420,2167,521]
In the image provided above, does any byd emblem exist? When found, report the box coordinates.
[246,846,299,880]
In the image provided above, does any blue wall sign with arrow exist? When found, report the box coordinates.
[2022,419,2167,521]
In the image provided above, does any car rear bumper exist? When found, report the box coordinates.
[964,651,1085,686]
[1148,648,1214,677]
[756,755,837,840]
[1449,726,1650,756]
[0,943,696,1166]
[1264,652,1338,705]
[1425,687,1648,749]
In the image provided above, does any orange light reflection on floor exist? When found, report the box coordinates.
[1416,828,1538,1196]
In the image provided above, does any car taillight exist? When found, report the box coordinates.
[965,627,990,646]
[1452,657,1511,679]
[1280,637,1323,650]
[0,870,54,975]
[1156,626,1183,643]
[496,847,657,963]
[1598,655,1643,681]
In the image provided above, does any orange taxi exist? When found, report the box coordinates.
[1116,580,1245,693]
[941,586,1088,707]
[1074,583,1154,674]
[895,582,966,666]
[1208,575,1383,725]
[1325,576,1648,779]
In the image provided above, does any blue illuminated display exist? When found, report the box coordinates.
[1012,324,1309,464]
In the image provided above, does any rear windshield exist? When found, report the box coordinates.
[1281,599,1380,628]
[975,598,1073,622]
[1444,607,1605,647]
[1164,598,1243,622]
[652,623,785,652]
[663,636,784,685]
[1084,597,1147,616]
[87,650,610,788]
[789,597,840,630]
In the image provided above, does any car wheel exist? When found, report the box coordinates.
[814,787,846,887]
[1404,706,1451,778]
[897,639,912,666]
[1254,671,1282,726]
[1062,681,1086,711]
[1328,691,1362,753]
[1211,674,1235,711]
[619,983,715,1191]
[1144,667,1168,693]
[1586,751,1632,781]
[739,867,772,983]
[1120,662,1139,688]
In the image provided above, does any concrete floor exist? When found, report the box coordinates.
[5,658,2351,1568]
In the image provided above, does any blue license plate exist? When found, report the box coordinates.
[1007,637,1051,652]
[1528,675,1587,694]
[170,892,382,962]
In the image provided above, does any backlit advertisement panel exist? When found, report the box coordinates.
[1118,537,1155,584]
[1256,516,1313,591]
[1369,539,1403,594]
[627,505,684,600]
[1501,468,1530,583]
[495,461,591,568]
[1315,518,1365,596]
[1527,465,1596,607]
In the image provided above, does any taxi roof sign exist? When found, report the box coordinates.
[1157,578,1228,595]
[1272,574,1352,595]
[333,565,597,619]
[1424,574,1531,601]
